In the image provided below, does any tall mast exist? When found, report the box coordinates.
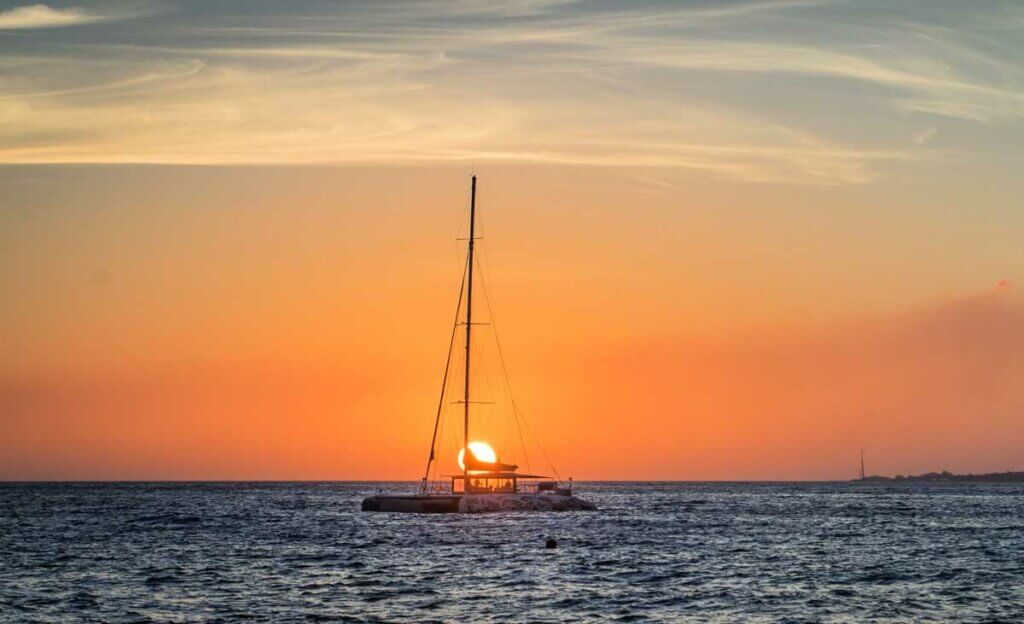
[463,175,477,488]
[860,450,865,480]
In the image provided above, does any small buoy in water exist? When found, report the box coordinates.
[546,538,557,549]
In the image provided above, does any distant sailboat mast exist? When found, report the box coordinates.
[860,450,865,480]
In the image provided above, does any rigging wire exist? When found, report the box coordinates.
[432,343,461,483]
[422,257,468,487]
[473,249,531,473]
[475,251,565,481]
[436,294,471,481]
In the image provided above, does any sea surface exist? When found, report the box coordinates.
[2,481,1023,623]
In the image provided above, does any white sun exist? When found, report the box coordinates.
[457,441,497,471]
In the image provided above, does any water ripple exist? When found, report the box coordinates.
[2,482,1024,622]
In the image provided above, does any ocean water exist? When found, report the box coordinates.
[2,482,1023,623]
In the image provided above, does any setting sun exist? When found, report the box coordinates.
[457,442,497,472]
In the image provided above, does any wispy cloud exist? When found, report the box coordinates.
[0,0,1019,183]
[0,4,96,29]
[0,3,157,30]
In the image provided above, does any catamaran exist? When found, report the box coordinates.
[362,176,596,513]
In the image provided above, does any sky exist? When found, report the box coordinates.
[1,0,1022,480]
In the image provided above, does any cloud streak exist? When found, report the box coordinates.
[0,4,95,29]
[0,0,1020,183]
[0,2,158,30]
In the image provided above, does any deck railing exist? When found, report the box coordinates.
[419,479,565,495]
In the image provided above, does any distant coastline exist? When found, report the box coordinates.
[854,470,1024,483]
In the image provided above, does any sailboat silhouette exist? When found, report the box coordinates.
[362,176,595,513]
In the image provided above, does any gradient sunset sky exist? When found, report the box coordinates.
[2,0,1022,480]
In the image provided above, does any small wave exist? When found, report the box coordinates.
[128,513,202,526]
[3,481,1023,622]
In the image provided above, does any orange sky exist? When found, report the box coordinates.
[1,165,1022,480]
[2,1,1023,480]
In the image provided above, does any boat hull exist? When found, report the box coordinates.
[461,493,596,513]
[361,493,596,513]
[361,495,461,513]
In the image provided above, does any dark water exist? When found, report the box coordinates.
[2,482,1023,623]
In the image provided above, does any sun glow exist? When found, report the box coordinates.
[457,441,497,472]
